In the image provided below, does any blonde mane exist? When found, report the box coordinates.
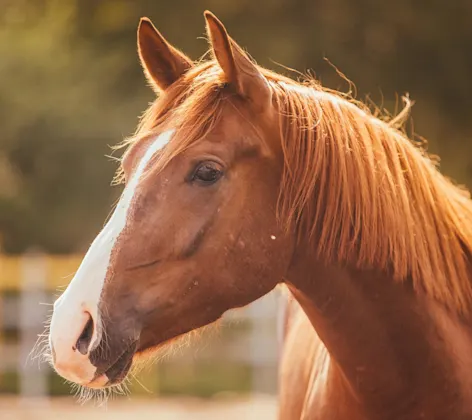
[271,77,472,313]
[118,60,472,313]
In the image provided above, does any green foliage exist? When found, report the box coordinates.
[0,0,470,253]
[157,362,252,397]
[0,370,19,394]
[0,362,253,397]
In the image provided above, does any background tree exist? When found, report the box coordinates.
[0,0,470,253]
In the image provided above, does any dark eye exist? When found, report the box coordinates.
[192,162,223,185]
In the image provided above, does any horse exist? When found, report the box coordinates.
[47,10,472,419]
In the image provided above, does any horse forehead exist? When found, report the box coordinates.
[115,130,174,222]
[127,130,174,177]
[102,130,175,261]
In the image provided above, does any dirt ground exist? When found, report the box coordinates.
[0,395,277,420]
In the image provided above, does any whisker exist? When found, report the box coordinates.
[131,372,152,395]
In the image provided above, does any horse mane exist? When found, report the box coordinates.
[117,59,472,313]
[271,78,472,313]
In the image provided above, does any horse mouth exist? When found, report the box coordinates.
[89,343,136,388]
[104,346,135,385]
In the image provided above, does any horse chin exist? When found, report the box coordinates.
[90,322,222,388]
[132,335,182,362]
[133,321,221,364]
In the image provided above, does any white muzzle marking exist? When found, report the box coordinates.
[49,130,174,385]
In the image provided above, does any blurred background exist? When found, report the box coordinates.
[0,0,471,418]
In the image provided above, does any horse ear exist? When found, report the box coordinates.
[204,11,271,111]
[137,17,193,92]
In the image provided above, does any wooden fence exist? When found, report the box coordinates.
[0,252,282,400]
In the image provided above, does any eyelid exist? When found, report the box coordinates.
[192,154,225,167]
[186,159,225,183]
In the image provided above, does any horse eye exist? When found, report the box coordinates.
[192,162,223,185]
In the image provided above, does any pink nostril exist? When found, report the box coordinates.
[74,313,94,355]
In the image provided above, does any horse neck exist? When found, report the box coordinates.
[285,254,472,415]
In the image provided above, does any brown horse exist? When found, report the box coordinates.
[47,11,472,419]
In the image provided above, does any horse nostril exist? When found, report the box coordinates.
[75,314,94,355]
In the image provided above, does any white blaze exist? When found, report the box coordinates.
[49,130,174,384]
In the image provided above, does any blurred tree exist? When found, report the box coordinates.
[0,0,143,252]
[0,0,470,253]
